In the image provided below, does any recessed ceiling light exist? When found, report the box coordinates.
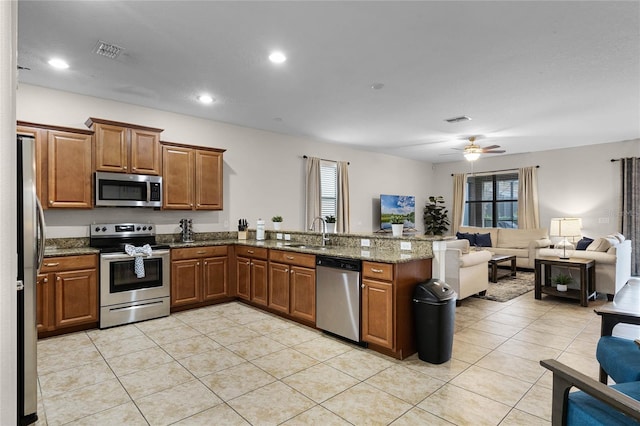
[197,94,215,104]
[268,51,287,64]
[371,83,385,90]
[48,58,69,69]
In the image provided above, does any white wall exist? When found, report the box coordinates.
[16,84,435,237]
[432,139,640,239]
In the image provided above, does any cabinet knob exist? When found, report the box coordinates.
[190,203,193,207]
[56,277,60,281]
[285,268,288,273]
[43,278,48,283]
[290,270,294,274]
[197,204,200,207]
[204,261,207,266]
[361,284,365,288]
[49,200,53,205]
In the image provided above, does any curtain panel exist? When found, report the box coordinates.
[518,166,540,229]
[336,161,350,233]
[451,173,466,235]
[304,157,321,231]
[620,157,639,275]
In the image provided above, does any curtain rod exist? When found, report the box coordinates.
[303,155,350,165]
[451,165,539,176]
[611,159,620,162]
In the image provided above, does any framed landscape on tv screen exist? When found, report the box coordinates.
[380,194,416,230]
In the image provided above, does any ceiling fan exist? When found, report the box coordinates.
[461,136,505,161]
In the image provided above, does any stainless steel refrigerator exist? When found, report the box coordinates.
[17,134,45,425]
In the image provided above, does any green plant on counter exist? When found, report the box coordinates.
[423,195,450,236]
[390,214,405,225]
[325,215,336,223]
[271,216,283,222]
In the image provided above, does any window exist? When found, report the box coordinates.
[464,172,518,228]
[320,160,337,219]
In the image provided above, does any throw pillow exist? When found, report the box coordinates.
[576,237,594,250]
[475,232,492,247]
[586,237,616,252]
[456,232,476,246]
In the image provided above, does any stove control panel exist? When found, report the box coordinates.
[90,223,155,238]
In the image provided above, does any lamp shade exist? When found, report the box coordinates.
[550,218,582,238]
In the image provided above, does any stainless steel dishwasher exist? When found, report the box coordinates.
[316,255,362,343]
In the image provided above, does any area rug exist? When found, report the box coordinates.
[473,271,535,302]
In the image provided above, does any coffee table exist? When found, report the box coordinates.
[534,256,596,306]
[488,254,517,283]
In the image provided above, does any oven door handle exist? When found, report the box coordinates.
[101,249,170,260]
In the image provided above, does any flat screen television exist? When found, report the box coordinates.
[380,194,416,230]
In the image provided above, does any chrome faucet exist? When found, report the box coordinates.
[309,216,330,246]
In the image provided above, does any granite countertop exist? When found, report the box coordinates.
[45,239,432,263]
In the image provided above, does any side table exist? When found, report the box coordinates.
[534,256,596,307]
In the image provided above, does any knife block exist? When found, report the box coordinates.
[238,230,247,240]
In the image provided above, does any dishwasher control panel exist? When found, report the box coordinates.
[316,255,362,271]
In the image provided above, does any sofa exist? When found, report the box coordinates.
[457,226,552,269]
[444,239,493,302]
[538,234,632,298]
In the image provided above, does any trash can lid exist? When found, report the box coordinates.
[413,279,456,302]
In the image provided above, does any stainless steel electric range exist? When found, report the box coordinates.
[90,223,170,329]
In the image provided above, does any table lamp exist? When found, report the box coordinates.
[550,218,582,259]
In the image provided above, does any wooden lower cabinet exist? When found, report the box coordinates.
[268,250,316,324]
[171,246,229,308]
[361,259,432,359]
[234,246,269,306]
[38,255,98,336]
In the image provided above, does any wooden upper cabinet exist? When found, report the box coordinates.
[162,142,225,211]
[162,144,194,209]
[47,130,93,209]
[86,117,162,175]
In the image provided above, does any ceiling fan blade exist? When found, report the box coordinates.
[483,150,506,154]
[481,145,501,150]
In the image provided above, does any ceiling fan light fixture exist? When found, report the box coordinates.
[464,152,481,162]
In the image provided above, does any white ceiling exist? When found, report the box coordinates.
[17,1,640,163]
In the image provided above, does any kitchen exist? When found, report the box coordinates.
[18,101,438,424]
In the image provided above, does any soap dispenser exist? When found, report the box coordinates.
[256,218,265,241]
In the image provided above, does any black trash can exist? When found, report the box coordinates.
[413,279,457,364]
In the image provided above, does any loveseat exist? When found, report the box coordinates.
[457,226,552,269]
[444,239,493,302]
[538,234,632,298]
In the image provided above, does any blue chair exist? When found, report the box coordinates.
[541,359,640,425]
[597,336,640,384]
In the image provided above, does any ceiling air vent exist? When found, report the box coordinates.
[444,115,471,123]
[95,41,123,59]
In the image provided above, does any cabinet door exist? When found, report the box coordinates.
[18,126,48,206]
[36,273,51,332]
[268,262,290,313]
[94,123,128,173]
[362,278,394,349]
[195,150,223,210]
[251,259,269,307]
[236,256,251,301]
[171,259,201,306]
[202,256,228,301]
[162,145,194,209]
[54,269,98,328]
[130,129,161,175]
[47,130,92,208]
[290,266,316,323]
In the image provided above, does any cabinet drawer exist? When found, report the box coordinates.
[171,245,227,260]
[41,255,97,273]
[269,250,316,268]
[362,261,394,281]
[235,245,268,260]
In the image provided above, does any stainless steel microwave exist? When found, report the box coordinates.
[95,171,162,207]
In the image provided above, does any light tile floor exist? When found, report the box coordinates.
[34,286,625,426]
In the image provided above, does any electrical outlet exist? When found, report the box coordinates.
[361,239,370,247]
[276,233,283,240]
[284,234,291,241]
[400,241,412,251]
[360,250,371,257]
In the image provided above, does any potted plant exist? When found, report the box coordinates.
[423,196,450,236]
[390,214,405,237]
[271,215,283,230]
[553,273,574,292]
[325,215,336,233]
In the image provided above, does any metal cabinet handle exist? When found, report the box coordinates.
[196,251,206,254]
[44,262,59,267]
[247,250,254,254]
[286,255,295,260]
[371,268,383,273]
